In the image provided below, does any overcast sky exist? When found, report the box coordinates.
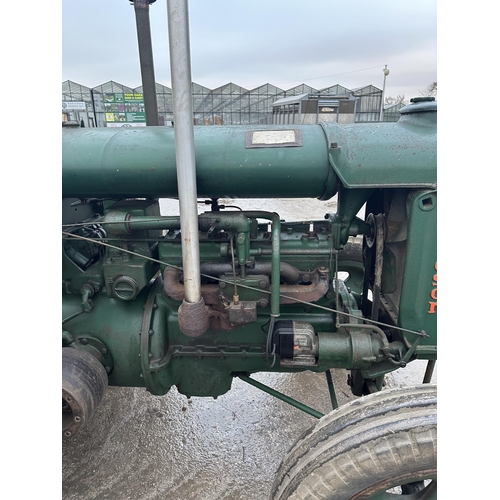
[62,0,437,100]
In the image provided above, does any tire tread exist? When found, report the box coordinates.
[271,385,437,500]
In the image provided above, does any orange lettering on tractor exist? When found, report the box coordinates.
[428,262,437,314]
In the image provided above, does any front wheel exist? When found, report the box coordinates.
[270,384,437,500]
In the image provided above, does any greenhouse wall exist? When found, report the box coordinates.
[62,80,386,127]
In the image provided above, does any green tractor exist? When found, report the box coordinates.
[62,2,436,498]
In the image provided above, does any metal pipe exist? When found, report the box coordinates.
[238,375,324,419]
[423,360,436,383]
[325,370,338,410]
[199,261,301,285]
[133,0,159,126]
[379,65,390,122]
[167,0,200,304]
[89,89,98,127]
[242,211,281,317]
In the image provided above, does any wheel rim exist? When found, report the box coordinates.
[350,469,437,500]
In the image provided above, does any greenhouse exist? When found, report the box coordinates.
[62,79,397,128]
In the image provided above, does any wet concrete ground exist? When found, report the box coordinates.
[62,362,436,500]
[62,197,437,499]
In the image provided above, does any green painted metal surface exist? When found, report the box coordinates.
[62,108,436,200]
[399,189,437,357]
[62,103,437,412]
[62,125,334,199]
[323,101,437,189]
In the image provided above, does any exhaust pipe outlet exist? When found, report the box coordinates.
[178,297,210,337]
[62,348,108,439]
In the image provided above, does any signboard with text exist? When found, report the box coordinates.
[62,101,87,111]
[103,93,146,126]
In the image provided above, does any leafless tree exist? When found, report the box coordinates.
[420,81,437,98]
[385,95,407,105]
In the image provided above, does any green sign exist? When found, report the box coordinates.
[104,93,146,126]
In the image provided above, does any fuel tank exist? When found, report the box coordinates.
[62,101,436,200]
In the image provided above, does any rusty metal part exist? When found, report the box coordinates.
[178,297,210,337]
[278,268,330,304]
[227,301,257,325]
[200,261,301,285]
[163,266,329,325]
[164,266,235,330]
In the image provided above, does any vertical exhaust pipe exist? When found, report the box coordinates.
[167,0,208,336]
[132,0,159,126]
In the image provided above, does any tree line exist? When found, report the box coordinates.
[385,81,437,106]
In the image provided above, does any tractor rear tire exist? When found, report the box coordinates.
[270,384,437,500]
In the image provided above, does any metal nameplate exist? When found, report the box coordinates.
[245,130,303,148]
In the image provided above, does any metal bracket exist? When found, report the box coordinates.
[236,374,325,419]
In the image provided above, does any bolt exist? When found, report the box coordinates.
[259,280,267,289]
[101,348,108,355]
[80,338,88,345]
[105,366,111,374]
[149,329,154,336]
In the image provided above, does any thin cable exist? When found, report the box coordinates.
[249,65,384,88]
[62,231,427,337]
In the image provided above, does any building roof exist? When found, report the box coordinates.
[272,93,310,106]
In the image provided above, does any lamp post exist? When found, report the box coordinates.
[379,65,390,122]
